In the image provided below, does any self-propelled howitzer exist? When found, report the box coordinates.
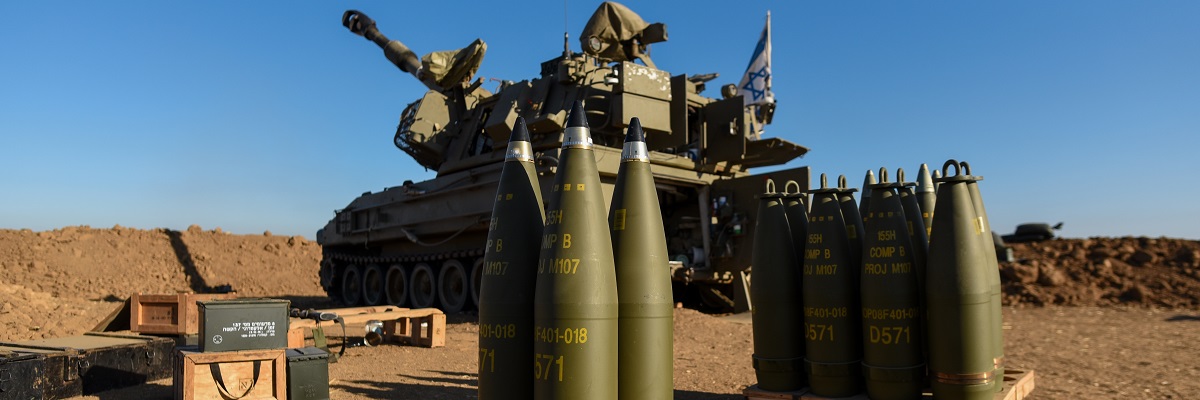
[317,3,809,313]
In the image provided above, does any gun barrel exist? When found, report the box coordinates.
[344,10,436,90]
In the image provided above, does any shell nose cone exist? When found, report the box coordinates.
[511,117,531,142]
[625,118,645,143]
[917,163,935,193]
[567,100,588,128]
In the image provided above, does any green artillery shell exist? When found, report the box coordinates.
[859,169,876,224]
[803,174,863,398]
[896,169,931,385]
[860,168,925,400]
[479,118,545,400]
[926,161,996,400]
[837,176,866,272]
[782,179,810,390]
[898,170,929,259]
[610,119,673,400]
[916,164,936,239]
[751,180,806,392]
[896,171,929,301]
[534,102,618,400]
[960,161,1004,392]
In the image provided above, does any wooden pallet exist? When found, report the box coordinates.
[286,307,445,348]
[743,369,1035,400]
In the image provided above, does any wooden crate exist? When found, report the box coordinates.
[287,326,306,348]
[287,307,445,348]
[383,311,446,348]
[5,332,175,396]
[743,369,1035,400]
[175,347,287,400]
[0,345,81,399]
[132,292,237,335]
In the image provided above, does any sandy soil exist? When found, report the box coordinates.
[0,226,1196,399]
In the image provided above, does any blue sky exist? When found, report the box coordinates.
[2,1,1197,239]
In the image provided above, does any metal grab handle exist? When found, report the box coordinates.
[784,180,801,195]
[942,159,961,178]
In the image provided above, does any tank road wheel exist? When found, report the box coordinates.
[438,260,469,313]
[410,263,437,309]
[384,264,409,307]
[340,264,363,306]
[470,258,484,308]
[362,264,385,306]
[695,282,735,313]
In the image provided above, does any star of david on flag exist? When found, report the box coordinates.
[738,11,773,107]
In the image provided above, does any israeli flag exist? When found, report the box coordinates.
[738,11,773,107]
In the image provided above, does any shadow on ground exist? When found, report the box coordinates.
[673,390,743,400]
[165,229,210,293]
[1166,314,1200,322]
[334,379,477,400]
[89,379,172,400]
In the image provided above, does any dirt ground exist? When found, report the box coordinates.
[1,226,1197,399]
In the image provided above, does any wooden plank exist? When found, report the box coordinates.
[742,385,807,400]
[175,348,287,400]
[1001,369,1036,400]
[311,306,408,315]
[287,308,445,348]
[742,369,1035,400]
[289,308,442,330]
[90,297,132,332]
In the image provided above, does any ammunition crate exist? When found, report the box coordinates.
[2,332,175,398]
[0,344,81,399]
[131,292,238,335]
[286,347,331,400]
[174,346,287,400]
[198,299,290,352]
[0,352,48,399]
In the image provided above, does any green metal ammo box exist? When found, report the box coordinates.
[197,299,290,352]
[286,347,331,400]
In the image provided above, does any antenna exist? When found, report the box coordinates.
[563,0,570,56]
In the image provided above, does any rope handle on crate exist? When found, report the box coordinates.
[210,360,261,400]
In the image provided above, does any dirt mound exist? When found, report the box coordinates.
[3,226,1198,343]
[1002,237,1200,307]
[0,225,325,342]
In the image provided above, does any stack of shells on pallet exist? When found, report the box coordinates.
[749,160,1005,400]
[477,101,675,400]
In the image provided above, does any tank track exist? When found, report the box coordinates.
[321,247,487,313]
[322,247,485,265]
